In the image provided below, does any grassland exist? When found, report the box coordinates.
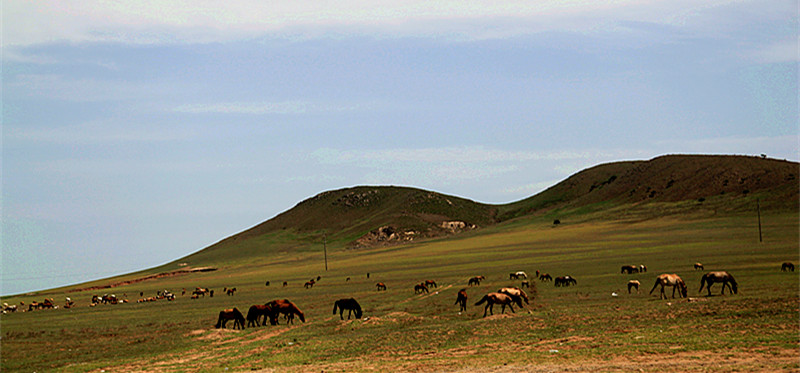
[2,210,798,372]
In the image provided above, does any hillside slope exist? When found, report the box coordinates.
[180,155,798,265]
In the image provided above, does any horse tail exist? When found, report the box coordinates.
[215,311,224,328]
[649,279,661,295]
[698,274,707,293]
[474,294,489,306]
[332,300,339,315]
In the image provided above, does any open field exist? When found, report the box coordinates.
[2,211,798,372]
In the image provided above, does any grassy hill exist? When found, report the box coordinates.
[179,154,798,267]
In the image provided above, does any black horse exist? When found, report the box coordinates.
[333,298,363,320]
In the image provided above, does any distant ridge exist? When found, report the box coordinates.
[183,154,798,264]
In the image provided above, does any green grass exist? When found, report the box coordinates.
[2,211,798,372]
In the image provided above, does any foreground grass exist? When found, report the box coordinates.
[2,212,798,372]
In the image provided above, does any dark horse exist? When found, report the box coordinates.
[332,298,363,320]
[246,304,272,327]
[781,262,795,272]
[468,276,484,286]
[424,280,437,288]
[265,299,306,325]
[414,283,429,294]
[454,289,468,312]
[474,292,522,317]
[621,265,639,274]
[554,276,577,287]
[215,308,245,329]
[539,273,552,282]
[699,271,738,296]
[375,282,387,291]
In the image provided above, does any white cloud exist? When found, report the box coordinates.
[3,0,769,47]
[749,38,799,64]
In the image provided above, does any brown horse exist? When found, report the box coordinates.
[375,282,387,291]
[498,287,529,304]
[474,292,522,317]
[414,283,429,294]
[621,265,639,274]
[781,262,795,272]
[694,263,704,270]
[424,280,437,288]
[265,299,305,325]
[539,273,552,282]
[649,274,687,299]
[454,289,468,312]
[554,276,576,287]
[468,276,484,286]
[333,298,362,320]
[246,304,272,327]
[304,280,315,289]
[627,280,640,294]
[226,287,236,296]
[699,271,738,296]
[192,288,209,297]
[215,308,245,329]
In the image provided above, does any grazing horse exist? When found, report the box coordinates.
[520,280,529,288]
[694,263,704,270]
[554,276,577,287]
[265,299,305,325]
[333,298,362,320]
[474,292,522,317]
[781,262,795,272]
[246,304,272,327]
[215,308,245,329]
[498,287,529,304]
[509,271,527,280]
[192,288,209,297]
[226,288,236,296]
[621,265,639,274]
[649,274,687,299]
[454,289,468,312]
[425,280,437,288]
[627,280,640,294]
[639,264,647,273]
[304,280,315,289]
[539,273,552,282]
[699,271,738,296]
[414,283,429,294]
[376,282,387,291]
[468,276,484,286]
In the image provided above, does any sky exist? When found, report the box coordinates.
[2,1,797,295]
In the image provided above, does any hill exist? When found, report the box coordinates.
[180,154,798,266]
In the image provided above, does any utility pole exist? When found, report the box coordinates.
[757,199,763,243]
[323,233,328,271]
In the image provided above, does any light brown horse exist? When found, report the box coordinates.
[215,308,245,329]
[649,274,687,299]
[475,292,522,317]
[627,280,640,294]
[266,299,305,325]
[498,287,529,304]
[454,289,468,312]
[699,271,738,296]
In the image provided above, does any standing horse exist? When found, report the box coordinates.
[554,276,577,287]
[215,308,245,329]
[539,273,552,282]
[498,287,529,304]
[375,282,387,291]
[621,265,639,274]
[639,264,647,273]
[699,271,738,296]
[454,289,468,312]
[694,263,704,270]
[226,288,236,296]
[266,299,305,325]
[509,271,527,280]
[414,283,429,294]
[649,274,687,299]
[781,262,795,272]
[627,280,640,294]
[246,304,272,327]
[424,280,437,288]
[468,276,484,286]
[474,292,522,317]
[333,298,362,320]
[304,280,315,289]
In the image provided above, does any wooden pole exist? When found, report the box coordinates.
[323,234,328,271]
[757,199,763,243]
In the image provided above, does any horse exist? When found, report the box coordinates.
[554,276,577,287]
[246,304,272,327]
[226,287,236,296]
[639,264,647,273]
[376,282,387,291]
[265,299,305,325]
[520,280,529,288]
[627,280,640,294]
[498,287,529,304]
[192,288,209,297]
[694,263,704,270]
[304,280,315,289]
[468,276,484,286]
[425,280,437,288]
[781,262,795,272]
[283,281,288,287]
[333,298,362,320]
[509,271,527,280]
[474,292,522,317]
[215,308,245,329]
[454,289,468,312]
[699,271,738,296]
[414,283,429,294]
[649,274,687,299]
[621,265,639,274]
[539,273,552,282]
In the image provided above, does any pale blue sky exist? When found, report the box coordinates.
[2,1,797,295]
